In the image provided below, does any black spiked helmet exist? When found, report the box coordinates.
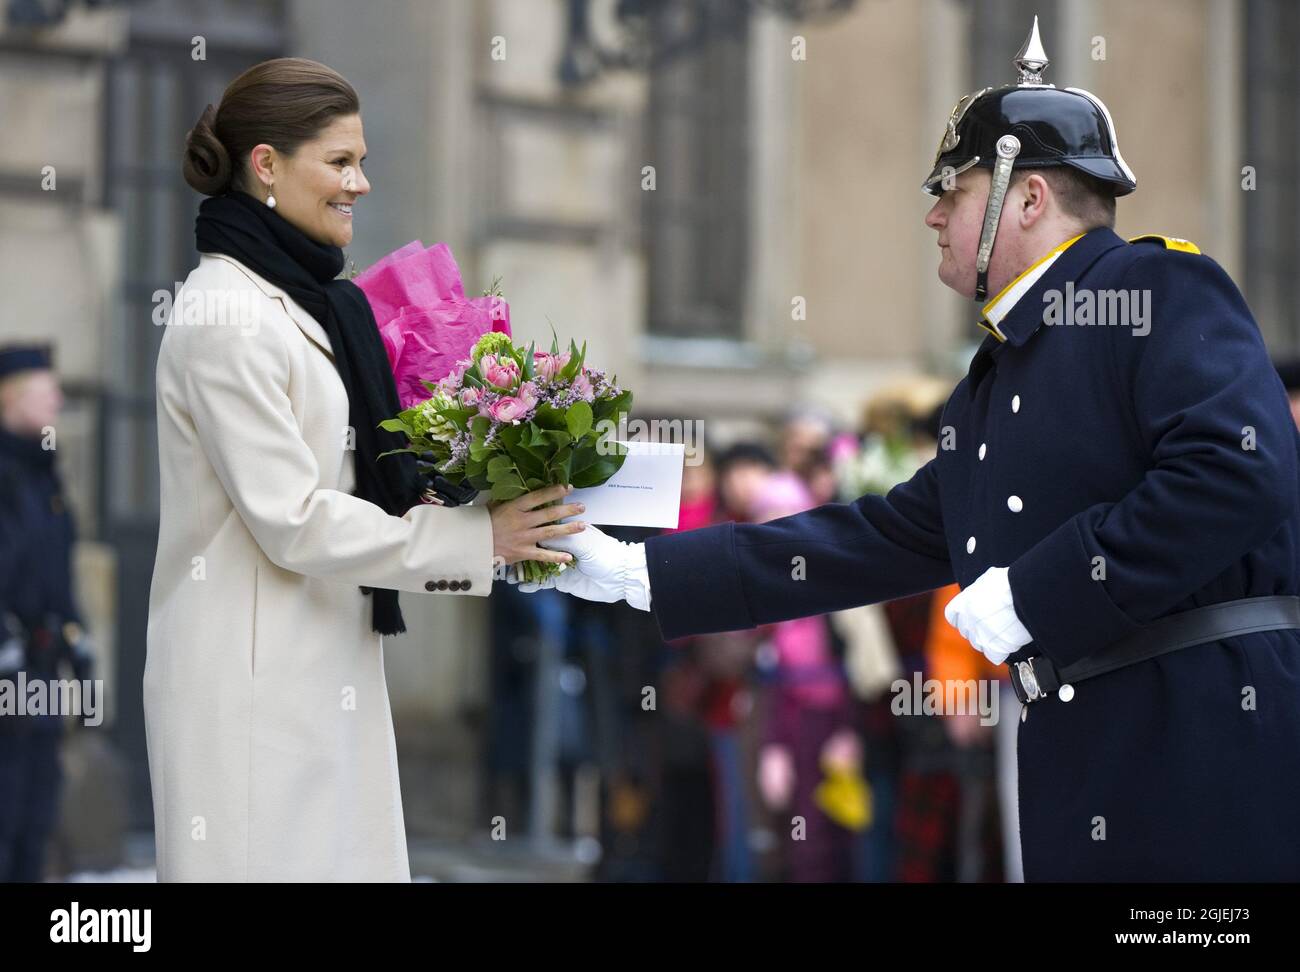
[923,17,1137,300]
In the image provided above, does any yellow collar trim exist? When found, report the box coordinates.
[977,233,1085,342]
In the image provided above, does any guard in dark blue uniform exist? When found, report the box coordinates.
[0,344,94,882]
[521,20,1300,880]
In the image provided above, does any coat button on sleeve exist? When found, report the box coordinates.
[424,581,437,592]
[436,579,450,591]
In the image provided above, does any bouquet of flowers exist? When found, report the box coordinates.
[357,241,633,582]
[378,329,633,584]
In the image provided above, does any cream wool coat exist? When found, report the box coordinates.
[145,252,495,882]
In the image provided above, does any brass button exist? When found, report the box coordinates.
[424,581,437,592]
[435,579,449,591]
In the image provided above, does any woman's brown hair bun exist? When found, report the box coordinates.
[183,103,233,196]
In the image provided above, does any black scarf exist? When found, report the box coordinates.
[195,190,422,635]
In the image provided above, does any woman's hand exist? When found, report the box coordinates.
[489,483,586,568]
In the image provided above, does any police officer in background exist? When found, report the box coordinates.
[518,20,1300,881]
[0,344,94,882]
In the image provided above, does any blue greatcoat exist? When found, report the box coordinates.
[644,226,1300,881]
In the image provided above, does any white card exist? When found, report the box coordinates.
[561,441,684,529]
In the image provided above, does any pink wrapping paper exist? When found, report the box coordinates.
[355,242,511,409]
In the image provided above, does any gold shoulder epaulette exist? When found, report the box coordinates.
[1128,234,1201,254]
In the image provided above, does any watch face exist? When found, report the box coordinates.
[1017,660,1040,700]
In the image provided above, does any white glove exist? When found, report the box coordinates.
[506,524,652,611]
[943,565,1033,666]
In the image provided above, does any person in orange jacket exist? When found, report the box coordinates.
[926,584,1021,880]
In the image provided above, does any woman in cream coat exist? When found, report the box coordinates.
[146,58,585,882]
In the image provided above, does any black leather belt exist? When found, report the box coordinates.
[1009,595,1300,705]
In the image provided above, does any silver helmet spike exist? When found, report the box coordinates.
[1014,15,1050,86]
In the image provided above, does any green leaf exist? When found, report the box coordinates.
[551,444,574,483]
[486,455,516,483]
[376,447,420,459]
[470,416,490,438]
[565,400,593,440]
[507,445,544,481]
[523,341,536,381]
[498,424,525,450]
[533,405,568,431]
[568,440,604,479]
[593,390,632,424]
[517,442,550,468]
[378,417,414,436]
[570,457,620,489]
[442,406,476,425]
[558,342,584,382]
[490,479,527,501]
[543,429,573,451]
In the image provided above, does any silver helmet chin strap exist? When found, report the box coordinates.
[974,134,1022,302]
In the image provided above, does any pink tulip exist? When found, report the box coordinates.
[437,359,469,396]
[481,354,520,390]
[533,350,571,381]
[489,395,532,424]
[572,371,595,402]
[517,381,538,410]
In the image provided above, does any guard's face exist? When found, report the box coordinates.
[924,169,990,299]
[0,369,62,435]
[256,113,371,248]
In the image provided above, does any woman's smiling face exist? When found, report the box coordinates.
[249,112,370,247]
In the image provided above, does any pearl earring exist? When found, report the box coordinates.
[266,184,277,209]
